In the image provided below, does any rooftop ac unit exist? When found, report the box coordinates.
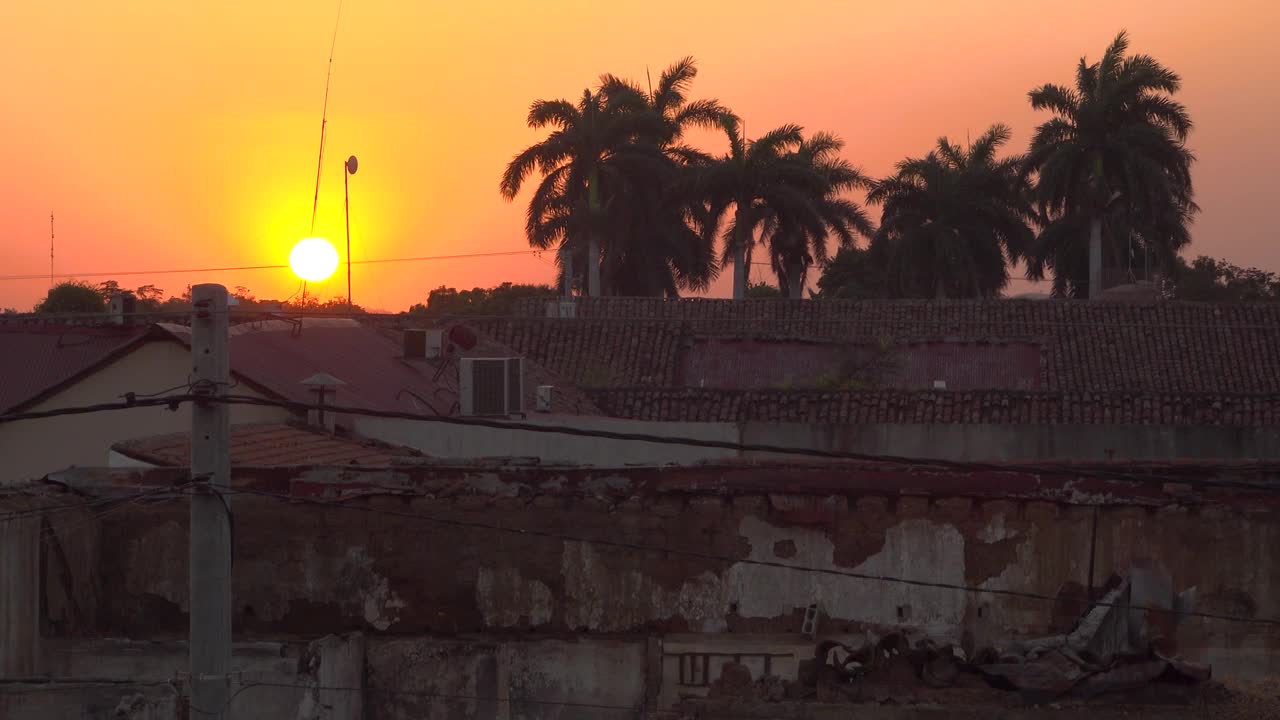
[460,357,524,416]
[403,329,445,359]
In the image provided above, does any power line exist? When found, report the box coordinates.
[0,250,545,282]
[2,393,1278,492]
[223,483,1280,628]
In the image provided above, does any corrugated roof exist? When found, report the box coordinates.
[0,324,156,413]
[111,422,424,467]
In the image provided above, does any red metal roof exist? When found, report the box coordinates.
[111,422,424,467]
[0,324,156,413]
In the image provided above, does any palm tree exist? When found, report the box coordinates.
[500,88,662,297]
[761,133,875,298]
[867,124,1034,299]
[699,118,844,299]
[1023,30,1196,298]
[595,57,729,296]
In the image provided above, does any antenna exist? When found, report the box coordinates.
[646,65,653,97]
[49,211,54,289]
[309,0,344,235]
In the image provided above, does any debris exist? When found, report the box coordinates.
[707,662,754,698]
[979,649,1088,703]
[755,674,786,702]
[1073,659,1168,699]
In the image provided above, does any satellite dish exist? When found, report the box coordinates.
[346,155,359,175]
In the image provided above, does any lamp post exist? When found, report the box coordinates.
[344,155,358,307]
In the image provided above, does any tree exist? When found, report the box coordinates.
[1169,256,1280,301]
[1023,30,1196,298]
[761,133,875,298]
[594,57,728,296]
[34,281,107,314]
[814,246,888,300]
[699,118,848,299]
[419,283,557,316]
[867,124,1034,298]
[744,281,783,299]
[501,87,665,297]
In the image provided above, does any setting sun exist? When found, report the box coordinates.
[289,237,339,282]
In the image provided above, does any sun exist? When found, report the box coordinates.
[289,237,340,282]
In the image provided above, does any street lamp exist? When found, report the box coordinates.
[344,155,358,307]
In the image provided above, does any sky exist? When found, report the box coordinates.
[1,0,1276,311]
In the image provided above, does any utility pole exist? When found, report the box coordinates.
[190,283,232,719]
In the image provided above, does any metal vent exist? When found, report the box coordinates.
[460,358,524,416]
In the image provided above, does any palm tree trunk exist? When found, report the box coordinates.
[787,262,804,299]
[587,170,602,298]
[1088,215,1103,299]
[560,244,573,298]
[732,204,748,300]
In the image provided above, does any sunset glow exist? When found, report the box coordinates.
[1,0,1276,310]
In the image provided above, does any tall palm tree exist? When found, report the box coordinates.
[500,89,661,297]
[1023,30,1196,298]
[867,124,1034,299]
[595,57,729,296]
[761,132,875,298]
[699,118,841,299]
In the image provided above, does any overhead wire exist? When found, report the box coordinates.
[222,483,1280,628]
[0,250,545,283]
[1,393,1279,492]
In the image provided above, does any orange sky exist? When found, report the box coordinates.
[1,0,1276,311]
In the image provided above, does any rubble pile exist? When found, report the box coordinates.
[708,577,1216,708]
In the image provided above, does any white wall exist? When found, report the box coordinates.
[0,341,289,485]
[352,414,741,466]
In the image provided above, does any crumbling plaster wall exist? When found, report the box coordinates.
[77,475,1279,677]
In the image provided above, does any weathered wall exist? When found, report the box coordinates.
[365,637,645,720]
[357,414,1280,468]
[0,341,288,485]
[44,465,1278,681]
[352,414,740,465]
[2,640,310,720]
[0,513,39,676]
[745,422,1280,462]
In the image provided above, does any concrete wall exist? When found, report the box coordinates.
[366,637,645,720]
[353,414,740,466]
[45,468,1278,681]
[745,422,1280,462]
[357,414,1280,467]
[0,341,288,486]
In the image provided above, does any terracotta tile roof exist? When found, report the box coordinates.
[0,324,158,413]
[111,422,424,467]
[586,388,1280,425]
[487,298,1280,395]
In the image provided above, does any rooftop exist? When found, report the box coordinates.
[463,298,1280,424]
[0,323,156,413]
[111,422,425,467]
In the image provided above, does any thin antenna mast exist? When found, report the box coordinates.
[49,211,54,289]
[309,0,344,235]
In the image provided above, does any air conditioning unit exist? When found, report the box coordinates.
[460,357,524,416]
[545,300,577,319]
[403,329,445,359]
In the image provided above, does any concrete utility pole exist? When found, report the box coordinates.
[190,284,232,719]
